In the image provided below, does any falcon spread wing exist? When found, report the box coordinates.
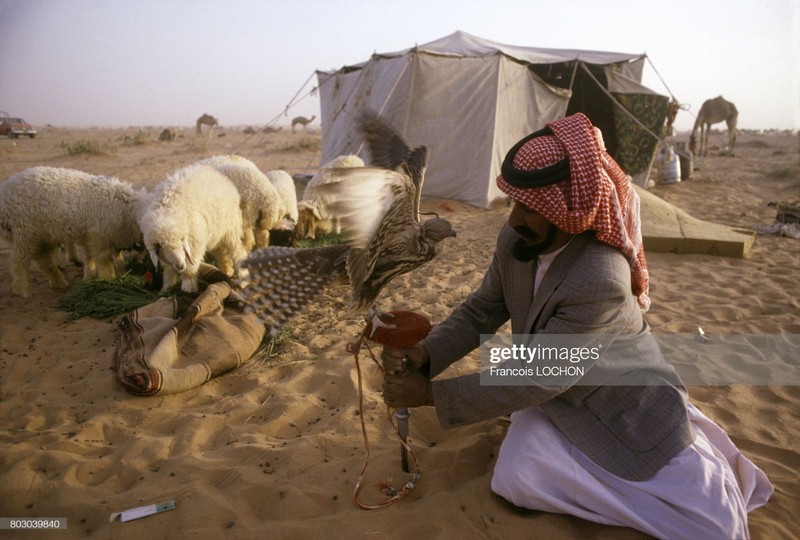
[235,114,455,336]
[359,111,427,220]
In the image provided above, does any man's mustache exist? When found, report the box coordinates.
[513,225,539,241]
[511,223,559,262]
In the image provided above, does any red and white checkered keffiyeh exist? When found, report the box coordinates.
[497,113,650,311]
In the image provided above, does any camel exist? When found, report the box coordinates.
[195,114,218,137]
[158,127,177,141]
[690,96,738,157]
[664,99,680,137]
[291,115,315,133]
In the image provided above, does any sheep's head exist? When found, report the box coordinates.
[149,239,194,274]
[278,214,297,232]
[296,203,320,239]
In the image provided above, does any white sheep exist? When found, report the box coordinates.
[0,166,148,297]
[138,163,248,293]
[195,155,285,250]
[265,168,299,230]
[296,154,365,240]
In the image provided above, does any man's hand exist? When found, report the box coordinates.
[381,344,433,407]
[383,370,434,408]
[381,344,430,375]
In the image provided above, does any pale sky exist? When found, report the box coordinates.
[1,0,798,132]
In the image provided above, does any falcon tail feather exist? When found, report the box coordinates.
[235,244,348,335]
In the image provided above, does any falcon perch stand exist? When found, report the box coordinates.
[367,311,432,472]
[347,310,432,509]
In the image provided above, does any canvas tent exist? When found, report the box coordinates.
[315,30,669,208]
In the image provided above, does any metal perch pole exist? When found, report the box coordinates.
[395,407,410,472]
[396,354,410,472]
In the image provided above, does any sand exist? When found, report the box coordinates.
[0,126,797,539]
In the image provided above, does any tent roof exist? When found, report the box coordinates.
[314,31,664,208]
[325,30,646,73]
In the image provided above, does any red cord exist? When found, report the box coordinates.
[349,329,422,510]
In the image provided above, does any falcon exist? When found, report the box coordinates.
[236,113,456,336]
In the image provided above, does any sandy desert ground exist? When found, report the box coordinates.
[0,124,798,539]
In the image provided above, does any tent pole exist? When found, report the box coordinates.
[567,60,580,98]
[645,55,679,103]
[375,55,413,116]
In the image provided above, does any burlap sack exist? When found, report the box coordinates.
[114,268,266,396]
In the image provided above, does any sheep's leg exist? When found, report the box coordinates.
[254,210,271,249]
[82,254,98,279]
[63,244,93,279]
[65,244,83,266]
[180,273,198,293]
[216,253,235,275]
[114,251,126,275]
[253,228,269,250]
[229,242,249,277]
[10,247,33,297]
[33,245,69,289]
[94,255,117,279]
[231,239,249,265]
[255,228,270,249]
[161,266,178,293]
[243,228,257,252]
[210,242,243,276]
[89,244,119,279]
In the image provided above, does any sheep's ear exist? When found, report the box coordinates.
[311,206,322,221]
[148,248,159,269]
[182,239,195,266]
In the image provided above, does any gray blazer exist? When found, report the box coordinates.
[422,224,695,481]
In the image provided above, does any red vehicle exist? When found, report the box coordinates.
[0,113,37,139]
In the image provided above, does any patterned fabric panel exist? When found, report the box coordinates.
[612,93,668,176]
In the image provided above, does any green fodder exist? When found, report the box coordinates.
[57,273,161,321]
[253,324,297,364]
[296,231,347,248]
[57,139,116,156]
